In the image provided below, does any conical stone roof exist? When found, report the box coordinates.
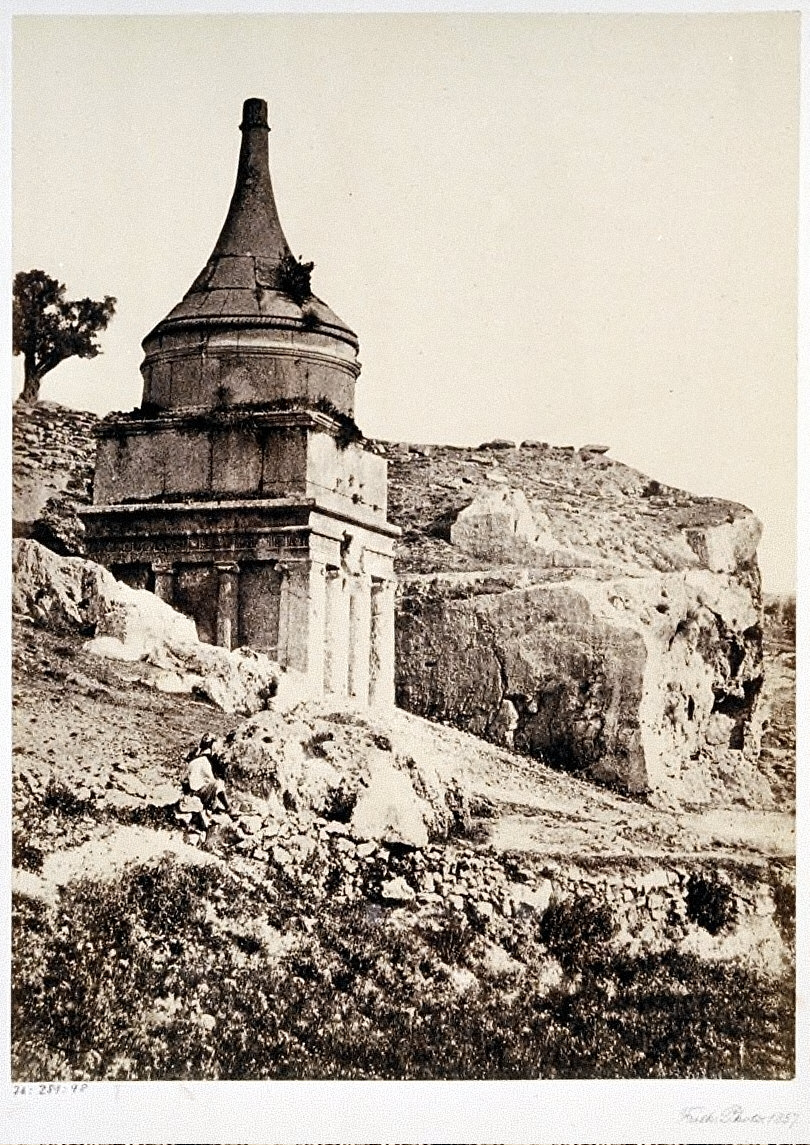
[141,99,360,415]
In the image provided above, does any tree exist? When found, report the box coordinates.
[13,269,116,404]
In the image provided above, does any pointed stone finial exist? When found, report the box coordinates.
[142,96,360,415]
[208,96,291,264]
[240,97,269,130]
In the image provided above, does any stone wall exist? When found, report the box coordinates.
[12,401,98,556]
[299,831,792,972]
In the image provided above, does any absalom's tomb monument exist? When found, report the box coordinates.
[84,98,398,705]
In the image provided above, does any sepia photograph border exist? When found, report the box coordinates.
[1,0,807,1141]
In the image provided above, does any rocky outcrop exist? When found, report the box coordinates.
[450,488,569,562]
[12,400,98,556]
[12,539,309,716]
[12,401,771,806]
[384,440,767,806]
[206,707,460,847]
[397,568,766,806]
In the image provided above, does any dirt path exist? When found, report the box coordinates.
[13,825,220,905]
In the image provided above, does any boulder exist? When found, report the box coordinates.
[449,488,564,563]
[510,880,554,916]
[470,899,495,923]
[381,875,417,903]
[478,439,516,450]
[350,759,431,848]
[396,569,767,805]
[211,709,456,843]
[684,515,762,575]
[12,539,309,716]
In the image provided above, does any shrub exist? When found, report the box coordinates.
[277,254,314,305]
[685,872,737,935]
[418,910,472,966]
[319,782,357,823]
[42,777,95,819]
[537,895,616,970]
[11,836,43,873]
[11,860,794,1082]
[772,879,796,943]
[300,305,320,330]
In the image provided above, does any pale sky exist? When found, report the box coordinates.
[12,12,798,591]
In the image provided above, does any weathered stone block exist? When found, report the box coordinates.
[238,562,282,655]
[211,428,262,496]
[260,430,307,495]
[94,433,164,503]
[168,355,203,407]
[162,428,211,497]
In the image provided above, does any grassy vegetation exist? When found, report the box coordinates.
[12,859,794,1082]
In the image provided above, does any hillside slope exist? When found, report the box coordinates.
[11,402,784,807]
[11,548,795,1081]
[381,438,758,579]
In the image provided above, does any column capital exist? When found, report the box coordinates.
[372,576,397,592]
[276,558,309,576]
[215,561,240,575]
[152,560,175,575]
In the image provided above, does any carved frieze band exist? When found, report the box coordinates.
[88,530,309,563]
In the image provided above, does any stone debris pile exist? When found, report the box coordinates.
[159,734,790,974]
[164,751,554,924]
[205,707,467,847]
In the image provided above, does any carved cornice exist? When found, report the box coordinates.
[141,336,361,379]
[81,494,401,539]
[145,313,359,353]
[94,407,346,439]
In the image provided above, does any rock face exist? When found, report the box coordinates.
[12,539,310,716]
[12,400,98,556]
[384,441,767,806]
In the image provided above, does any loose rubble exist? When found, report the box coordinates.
[157,748,793,978]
